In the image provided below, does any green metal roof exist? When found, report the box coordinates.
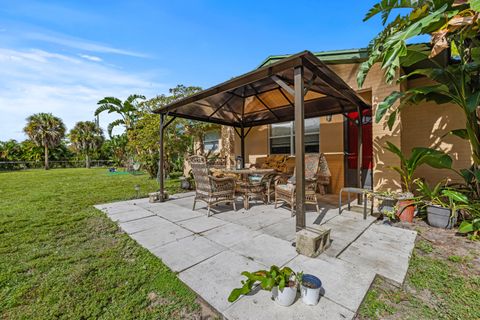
[258,48,369,68]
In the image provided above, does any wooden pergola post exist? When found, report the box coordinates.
[357,107,363,203]
[158,113,165,202]
[294,65,306,230]
[240,126,245,167]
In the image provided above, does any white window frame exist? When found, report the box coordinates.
[268,118,320,155]
[203,130,220,152]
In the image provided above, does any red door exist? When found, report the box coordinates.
[346,110,373,187]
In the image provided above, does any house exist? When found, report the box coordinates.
[200,48,472,194]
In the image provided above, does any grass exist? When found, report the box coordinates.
[0,168,199,319]
[358,236,480,320]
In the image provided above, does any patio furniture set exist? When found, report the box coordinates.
[188,153,331,216]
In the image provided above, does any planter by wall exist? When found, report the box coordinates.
[397,199,415,223]
[300,274,322,306]
[427,205,457,229]
[378,198,397,215]
[272,285,297,306]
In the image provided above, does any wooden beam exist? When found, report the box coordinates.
[249,84,280,120]
[294,66,306,231]
[271,75,295,96]
[164,116,176,129]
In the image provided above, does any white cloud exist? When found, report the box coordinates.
[0,48,167,140]
[26,32,149,58]
[78,54,102,62]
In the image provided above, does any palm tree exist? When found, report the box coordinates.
[69,121,104,168]
[94,94,146,138]
[23,113,66,170]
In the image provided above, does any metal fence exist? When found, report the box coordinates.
[0,160,116,171]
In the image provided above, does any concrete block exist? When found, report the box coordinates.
[231,233,297,267]
[179,250,266,312]
[296,228,330,257]
[151,235,226,272]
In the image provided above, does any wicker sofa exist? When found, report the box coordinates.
[252,153,331,195]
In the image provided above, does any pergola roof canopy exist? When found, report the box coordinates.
[154,51,370,128]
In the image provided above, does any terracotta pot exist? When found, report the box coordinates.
[396,199,415,223]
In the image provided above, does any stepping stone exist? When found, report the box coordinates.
[306,208,339,226]
[262,218,296,241]
[286,255,376,312]
[339,224,416,285]
[179,250,265,312]
[202,223,261,248]
[151,235,226,272]
[129,221,192,250]
[146,203,205,222]
[230,233,297,267]
[108,208,155,223]
[118,216,167,234]
[223,288,354,320]
[96,203,139,216]
[177,215,227,233]
[235,208,291,231]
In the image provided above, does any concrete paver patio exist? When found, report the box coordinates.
[95,193,417,319]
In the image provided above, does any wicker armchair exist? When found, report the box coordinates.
[274,154,324,216]
[188,155,236,216]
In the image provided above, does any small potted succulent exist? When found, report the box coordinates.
[297,272,322,306]
[228,266,299,307]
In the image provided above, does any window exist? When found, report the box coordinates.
[269,118,320,154]
[204,130,220,151]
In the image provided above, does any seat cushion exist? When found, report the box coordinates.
[276,183,295,191]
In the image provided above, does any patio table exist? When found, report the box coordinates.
[222,168,276,209]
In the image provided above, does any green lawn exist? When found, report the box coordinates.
[0,168,200,319]
[358,230,480,320]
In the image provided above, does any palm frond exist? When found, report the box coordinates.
[107,119,126,138]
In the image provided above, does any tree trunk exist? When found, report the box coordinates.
[86,154,90,168]
[44,145,49,170]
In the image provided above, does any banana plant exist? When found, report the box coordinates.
[228,266,296,303]
[359,0,480,195]
[385,141,453,192]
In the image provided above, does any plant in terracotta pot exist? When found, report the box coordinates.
[228,266,299,307]
[384,142,453,222]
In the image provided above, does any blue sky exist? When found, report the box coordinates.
[0,0,384,140]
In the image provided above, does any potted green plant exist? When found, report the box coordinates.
[228,266,298,307]
[384,142,453,222]
[458,218,480,240]
[417,180,470,229]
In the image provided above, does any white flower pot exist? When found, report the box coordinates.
[300,274,322,306]
[272,285,297,306]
